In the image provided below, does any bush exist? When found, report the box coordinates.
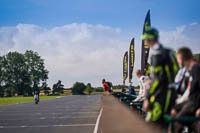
[71,82,86,95]
[95,87,104,92]
[86,83,94,95]
[48,93,60,96]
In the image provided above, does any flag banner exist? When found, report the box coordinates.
[141,10,151,75]
[129,38,135,83]
[123,51,128,85]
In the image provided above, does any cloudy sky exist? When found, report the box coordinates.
[0,0,200,87]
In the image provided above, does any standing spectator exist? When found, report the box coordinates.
[102,79,110,95]
[169,47,200,133]
[142,28,178,122]
[133,69,148,102]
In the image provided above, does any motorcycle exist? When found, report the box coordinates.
[34,94,39,104]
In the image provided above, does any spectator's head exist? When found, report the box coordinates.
[102,79,105,84]
[176,47,193,69]
[136,69,143,78]
[142,28,159,48]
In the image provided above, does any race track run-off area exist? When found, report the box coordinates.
[0,95,102,133]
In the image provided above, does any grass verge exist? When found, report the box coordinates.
[0,96,59,106]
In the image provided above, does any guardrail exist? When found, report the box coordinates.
[112,92,200,133]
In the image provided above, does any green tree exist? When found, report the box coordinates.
[0,50,49,97]
[52,80,64,94]
[194,53,200,61]
[0,56,5,96]
[24,50,48,96]
[71,82,86,95]
[3,52,27,96]
[41,82,50,95]
[86,83,94,95]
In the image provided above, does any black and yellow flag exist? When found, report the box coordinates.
[123,51,128,85]
[129,38,135,83]
[141,10,151,75]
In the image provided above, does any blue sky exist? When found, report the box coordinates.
[0,0,199,31]
[0,0,200,87]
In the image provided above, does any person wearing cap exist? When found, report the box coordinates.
[142,28,178,123]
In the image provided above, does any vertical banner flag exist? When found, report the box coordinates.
[141,10,151,75]
[123,51,128,85]
[129,38,135,83]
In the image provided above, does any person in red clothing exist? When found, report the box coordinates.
[102,79,111,95]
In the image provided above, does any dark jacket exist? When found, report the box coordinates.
[147,44,178,113]
[189,64,200,106]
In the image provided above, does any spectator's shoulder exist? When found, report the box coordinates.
[191,63,200,74]
[151,45,173,66]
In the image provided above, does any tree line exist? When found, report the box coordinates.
[0,50,48,97]
[0,50,106,97]
[71,82,104,95]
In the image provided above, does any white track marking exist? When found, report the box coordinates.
[0,124,95,128]
[76,112,99,114]
[93,108,103,133]
[0,111,99,116]
[0,116,97,121]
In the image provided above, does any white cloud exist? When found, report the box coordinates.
[190,22,198,26]
[160,22,200,54]
[0,23,131,88]
[0,22,200,88]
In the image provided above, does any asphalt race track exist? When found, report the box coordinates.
[0,95,102,133]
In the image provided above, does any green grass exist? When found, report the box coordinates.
[0,96,59,106]
[113,88,140,92]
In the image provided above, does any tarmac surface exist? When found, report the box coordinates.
[99,95,165,133]
[0,95,102,133]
